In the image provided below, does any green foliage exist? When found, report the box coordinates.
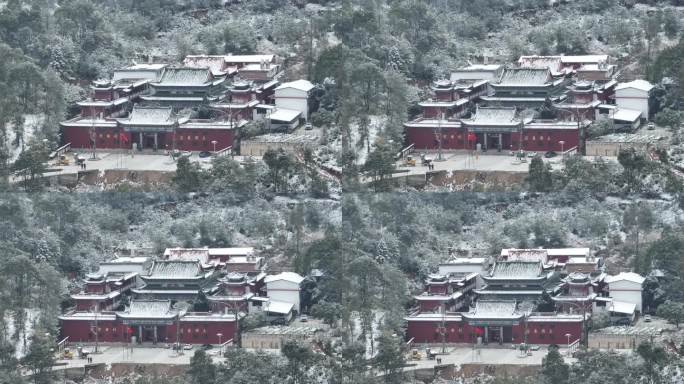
[22,331,55,384]
[262,148,297,193]
[374,331,405,383]
[655,108,682,131]
[187,349,216,384]
[527,156,553,192]
[656,301,684,327]
[541,345,569,384]
[173,156,205,192]
[310,301,343,328]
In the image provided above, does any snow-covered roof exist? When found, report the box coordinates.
[264,300,294,315]
[208,247,254,256]
[183,55,228,76]
[606,272,645,285]
[118,300,176,318]
[456,64,502,71]
[560,55,609,64]
[440,257,487,265]
[497,68,551,86]
[501,249,548,263]
[265,272,304,285]
[463,300,521,320]
[164,248,210,263]
[616,79,654,92]
[224,54,275,64]
[609,300,637,315]
[155,67,213,86]
[462,106,520,126]
[488,261,543,279]
[612,108,642,122]
[269,108,301,122]
[276,79,314,92]
[119,106,189,126]
[102,257,149,264]
[145,260,204,279]
[546,248,591,257]
[518,56,563,72]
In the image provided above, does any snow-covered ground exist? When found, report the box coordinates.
[6,114,43,162]
[3,308,41,359]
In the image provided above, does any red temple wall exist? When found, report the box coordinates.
[406,319,582,345]
[173,129,235,152]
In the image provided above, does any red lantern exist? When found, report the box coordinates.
[468,133,477,143]
[128,327,134,335]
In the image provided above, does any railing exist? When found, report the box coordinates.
[49,143,72,159]
[57,336,69,354]
[215,146,232,157]
[563,146,578,156]
[396,143,415,160]
[567,339,580,354]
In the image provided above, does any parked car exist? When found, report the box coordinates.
[647,123,655,130]
[643,315,652,322]
[300,315,308,322]
[527,152,537,158]
[183,344,193,350]
[305,123,313,130]
[544,151,557,158]
[198,151,212,158]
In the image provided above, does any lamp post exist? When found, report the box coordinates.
[559,140,565,156]
[565,333,571,350]
[217,332,223,356]
[211,140,217,153]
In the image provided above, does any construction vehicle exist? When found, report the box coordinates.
[62,348,74,359]
[409,349,422,360]
[404,155,416,167]
[57,155,70,166]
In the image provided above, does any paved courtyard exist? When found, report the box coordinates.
[395,151,564,176]
[403,344,585,372]
[53,345,226,370]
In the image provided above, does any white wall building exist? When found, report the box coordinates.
[605,272,645,313]
[265,272,305,314]
[275,80,315,122]
[615,80,654,120]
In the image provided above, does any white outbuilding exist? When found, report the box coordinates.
[605,272,645,313]
[615,80,654,120]
[265,272,305,314]
[275,80,315,122]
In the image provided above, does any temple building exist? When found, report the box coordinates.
[207,272,264,314]
[141,67,228,107]
[552,272,598,314]
[413,274,472,313]
[59,299,239,345]
[405,301,584,345]
[61,105,241,152]
[132,260,218,301]
[475,260,556,302]
[482,67,568,108]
